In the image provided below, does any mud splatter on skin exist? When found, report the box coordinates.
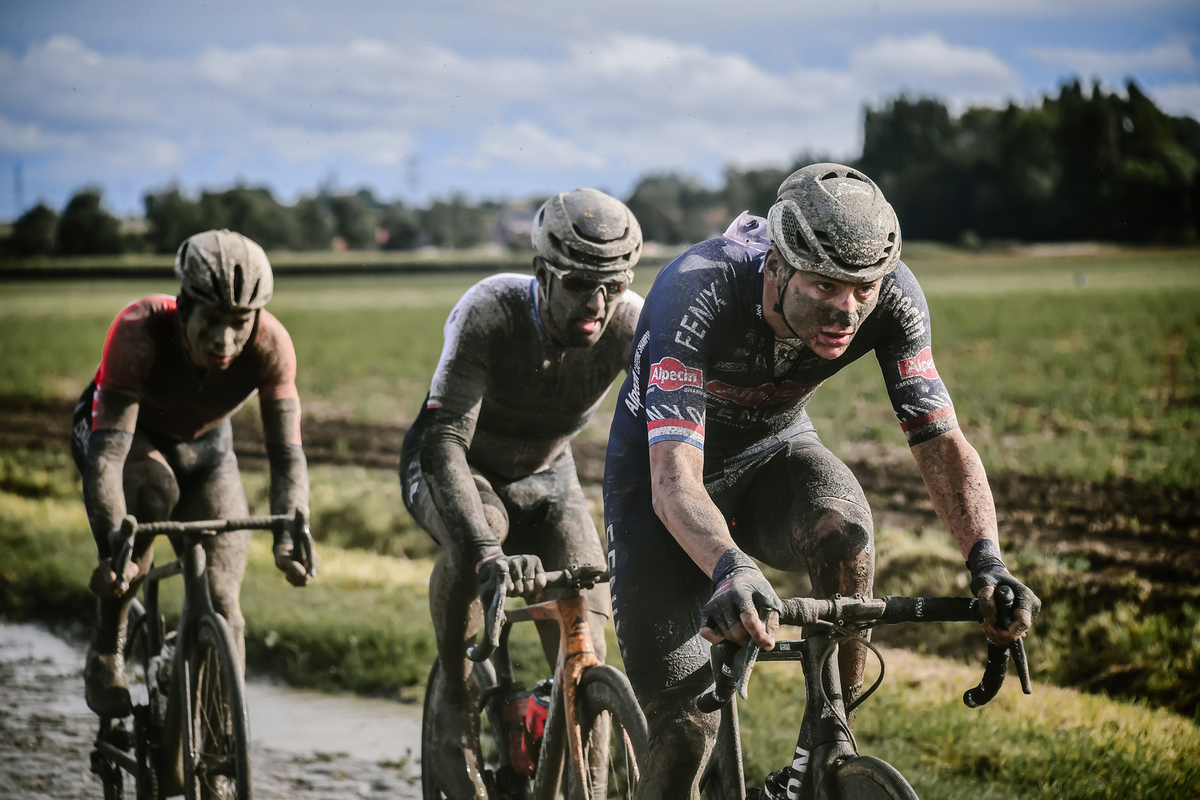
[765,250,880,360]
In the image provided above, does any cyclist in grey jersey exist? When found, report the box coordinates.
[401,188,644,800]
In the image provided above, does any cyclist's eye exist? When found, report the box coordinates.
[561,276,598,294]
[816,282,834,292]
[605,280,627,294]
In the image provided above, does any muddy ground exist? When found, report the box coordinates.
[5,394,1197,589]
[0,622,420,800]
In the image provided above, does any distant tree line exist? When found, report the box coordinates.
[6,79,1199,257]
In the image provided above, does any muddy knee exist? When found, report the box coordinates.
[123,450,179,522]
[800,499,875,596]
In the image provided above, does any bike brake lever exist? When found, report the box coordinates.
[467,581,506,662]
[735,642,760,700]
[110,516,137,593]
[294,509,318,578]
[1012,638,1032,695]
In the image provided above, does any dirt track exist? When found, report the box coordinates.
[5,394,1197,590]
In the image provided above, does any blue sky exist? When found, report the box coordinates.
[1,0,1198,219]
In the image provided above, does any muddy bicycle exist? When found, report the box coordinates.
[697,588,1032,800]
[422,564,649,800]
[90,511,317,800]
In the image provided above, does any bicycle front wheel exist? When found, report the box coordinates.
[833,756,919,800]
[576,665,649,800]
[180,614,251,800]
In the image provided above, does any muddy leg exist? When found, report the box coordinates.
[634,680,719,800]
[421,476,509,800]
[85,437,178,718]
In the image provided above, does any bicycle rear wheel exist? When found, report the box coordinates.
[575,665,649,800]
[421,657,509,800]
[833,756,919,800]
[180,613,250,800]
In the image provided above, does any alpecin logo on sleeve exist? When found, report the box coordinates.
[648,357,702,391]
[898,347,939,380]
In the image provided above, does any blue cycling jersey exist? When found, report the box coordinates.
[614,213,958,464]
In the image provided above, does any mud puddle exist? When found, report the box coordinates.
[0,621,421,799]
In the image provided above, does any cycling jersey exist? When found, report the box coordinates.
[614,214,956,468]
[421,273,642,481]
[91,295,299,439]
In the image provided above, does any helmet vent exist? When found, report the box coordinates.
[821,171,839,181]
[248,279,260,304]
[572,223,626,245]
[233,264,244,303]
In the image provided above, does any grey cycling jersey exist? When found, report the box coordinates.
[424,273,643,479]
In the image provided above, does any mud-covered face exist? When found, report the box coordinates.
[182,302,256,370]
[770,252,880,360]
[536,260,627,347]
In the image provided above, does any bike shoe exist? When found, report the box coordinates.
[84,647,132,718]
[760,767,792,800]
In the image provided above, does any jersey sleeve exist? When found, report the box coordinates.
[641,257,734,451]
[874,266,959,446]
[94,298,160,398]
[425,283,500,420]
[254,310,300,401]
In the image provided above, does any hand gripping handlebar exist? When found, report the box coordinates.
[466,564,608,663]
[109,508,318,593]
[697,592,1032,713]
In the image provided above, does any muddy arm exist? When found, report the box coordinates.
[83,389,138,559]
[419,407,503,568]
[261,395,309,518]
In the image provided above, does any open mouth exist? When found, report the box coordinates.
[817,329,854,347]
[574,318,602,335]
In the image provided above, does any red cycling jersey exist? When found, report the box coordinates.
[92,295,299,440]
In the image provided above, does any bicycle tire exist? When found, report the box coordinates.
[421,657,507,800]
[125,608,162,800]
[574,665,649,800]
[832,756,919,800]
[180,614,251,800]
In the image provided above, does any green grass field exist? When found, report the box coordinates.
[2,246,1197,480]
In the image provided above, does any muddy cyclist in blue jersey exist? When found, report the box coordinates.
[602,164,1040,800]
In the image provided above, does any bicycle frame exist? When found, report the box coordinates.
[502,593,605,800]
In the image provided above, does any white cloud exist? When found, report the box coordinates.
[1027,41,1198,78]
[1152,83,1200,119]
[851,33,1023,106]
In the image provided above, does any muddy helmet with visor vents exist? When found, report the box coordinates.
[531,188,642,276]
[174,229,274,311]
[767,164,901,285]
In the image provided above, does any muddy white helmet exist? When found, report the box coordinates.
[767,164,901,284]
[531,188,642,274]
[174,229,274,310]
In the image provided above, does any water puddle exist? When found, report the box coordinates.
[246,681,422,762]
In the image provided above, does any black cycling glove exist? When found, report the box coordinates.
[478,553,545,600]
[966,539,1041,622]
[702,548,782,635]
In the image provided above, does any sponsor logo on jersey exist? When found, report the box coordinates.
[706,379,812,408]
[898,347,939,380]
[648,358,702,391]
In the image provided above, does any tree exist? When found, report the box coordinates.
[11,202,58,256]
[144,186,205,253]
[57,188,124,254]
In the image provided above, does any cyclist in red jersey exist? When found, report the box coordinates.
[71,229,315,718]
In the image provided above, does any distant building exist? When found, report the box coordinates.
[494,202,534,251]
